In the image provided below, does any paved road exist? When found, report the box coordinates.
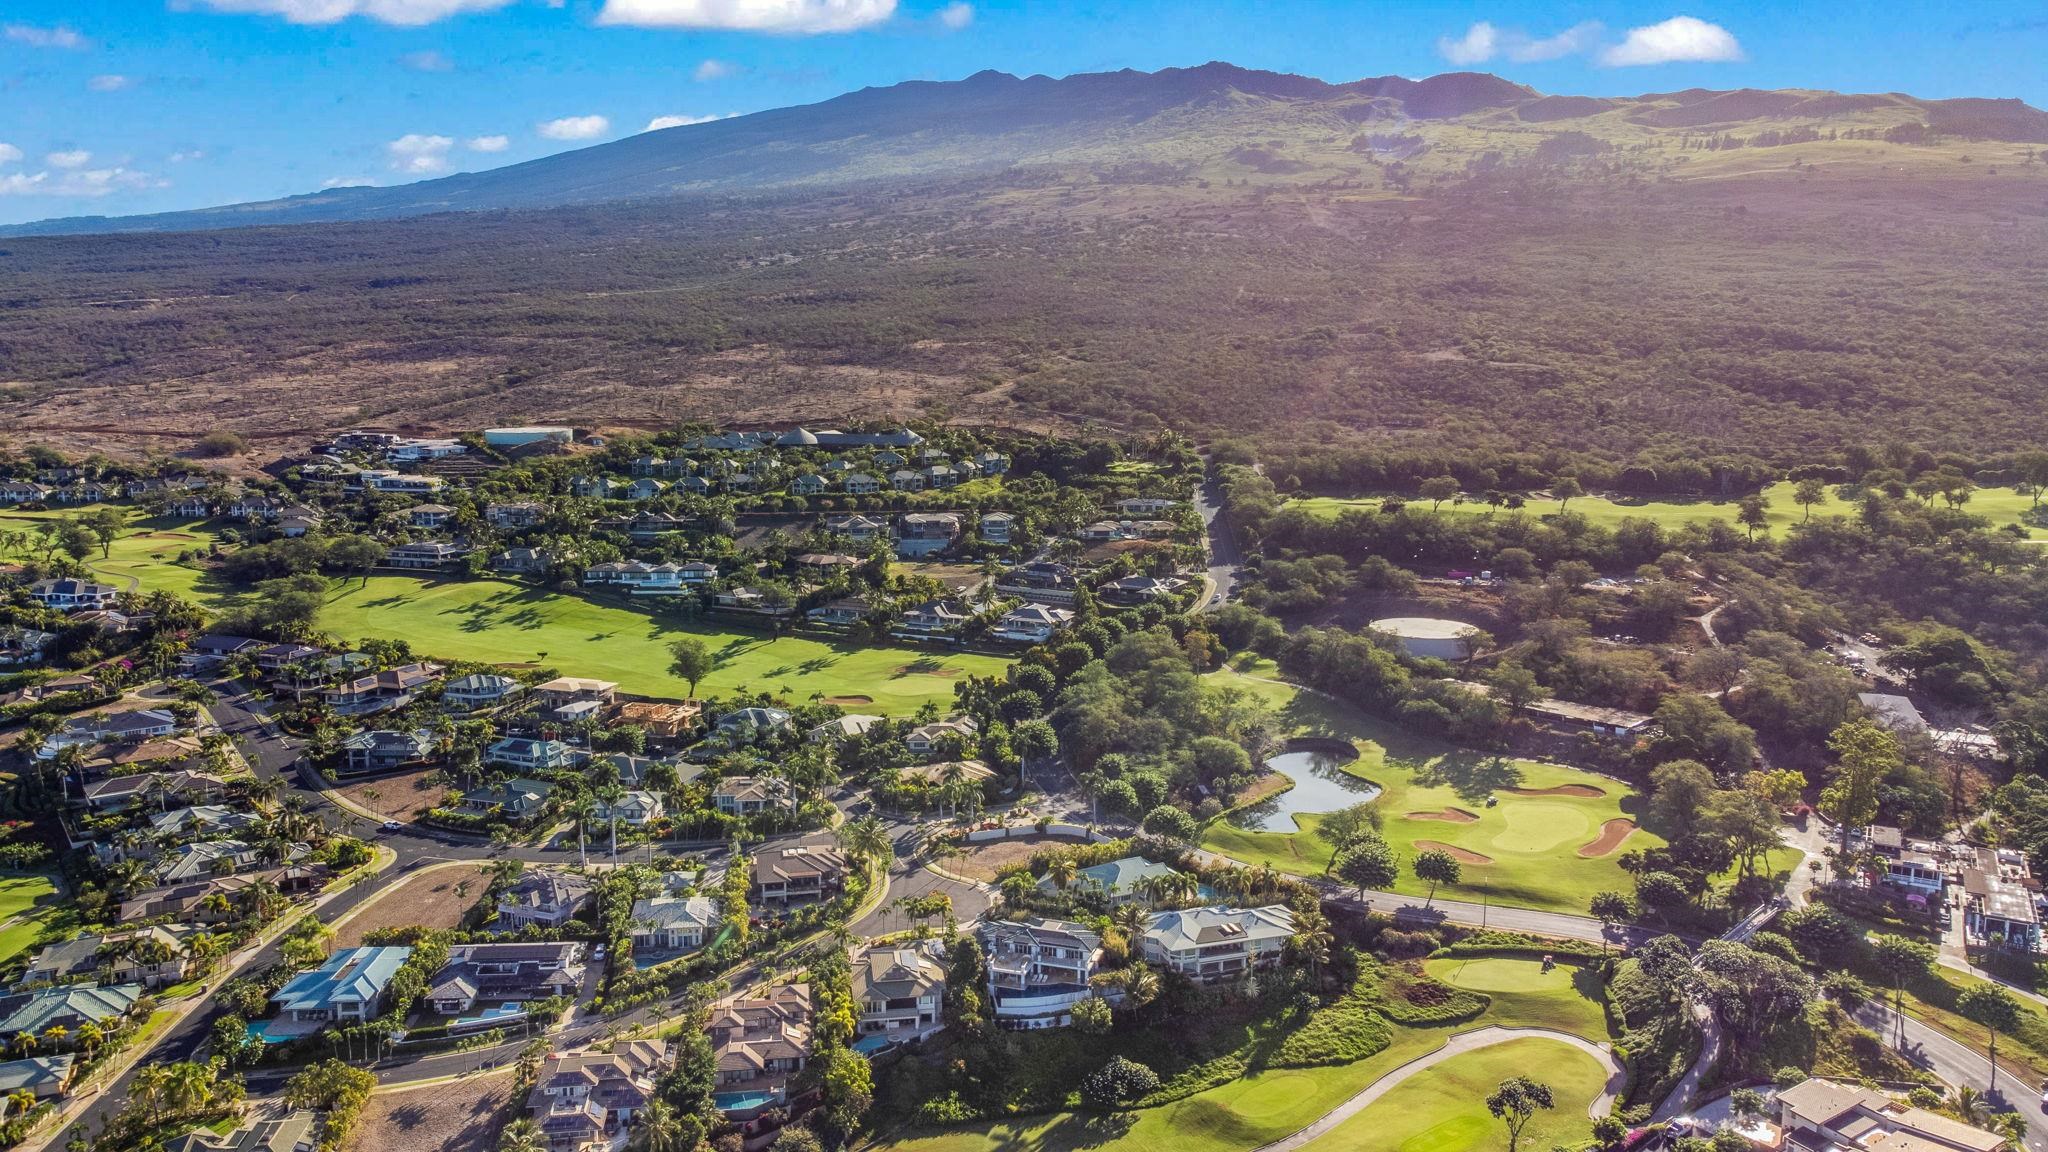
[1193,468,1243,609]
[1245,1026,1623,1152]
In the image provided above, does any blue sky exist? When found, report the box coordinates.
[2,0,2045,225]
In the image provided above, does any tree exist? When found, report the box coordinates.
[1737,494,1771,541]
[1140,805,1199,846]
[1486,1076,1555,1152]
[1070,995,1113,1035]
[1871,934,1936,1050]
[834,814,894,870]
[1487,662,1542,715]
[1412,849,1462,907]
[1419,475,1460,512]
[1551,476,1583,511]
[1013,719,1058,790]
[1589,891,1633,951]
[1334,835,1398,899]
[1958,984,2022,1094]
[1793,478,1829,522]
[667,637,713,697]
[1822,718,1897,864]
[1315,800,1384,873]
[1081,1056,1160,1108]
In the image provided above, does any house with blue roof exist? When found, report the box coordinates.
[266,946,412,1035]
[1038,856,1185,906]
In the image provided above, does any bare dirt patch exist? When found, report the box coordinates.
[1577,818,1638,858]
[1404,807,1479,823]
[332,765,449,822]
[1414,840,1494,865]
[949,836,1056,883]
[350,1074,511,1152]
[1504,784,1605,799]
[1232,772,1293,808]
[335,865,488,947]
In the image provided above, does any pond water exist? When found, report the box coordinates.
[1228,747,1380,833]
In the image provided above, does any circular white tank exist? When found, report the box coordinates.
[1369,617,1478,661]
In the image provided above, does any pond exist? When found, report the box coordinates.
[1228,746,1380,833]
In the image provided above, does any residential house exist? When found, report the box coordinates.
[384,541,467,569]
[624,478,667,502]
[809,714,882,745]
[1776,1078,2006,1152]
[875,450,908,468]
[486,502,549,530]
[790,473,828,496]
[266,946,412,1032]
[43,708,181,759]
[631,456,681,478]
[1860,692,1931,734]
[889,470,926,492]
[582,560,701,596]
[852,944,947,1039]
[166,494,216,519]
[0,984,141,1041]
[980,918,1102,1029]
[712,777,789,816]
[154,839,270,884]
[363,472,444,495]
[524,1042,670,1152]
[407,503,454,530]
[486,738,581,773]
[1883,847,1945,899]
[793,552,860,576]
[461,776,556,820]
[906,717,978,758]
[806,596,872,627]
[253,643,323,672]
[0,627,57,665]
[708,985,814,1116]
[896,513,961,557]
[1140,906,1295,983]
[825,514,887,542]
[385,438,466,464]
[322,662,443,715]
[979,512,1015,544]
[31,927,191,989]
[227,494,285,522]
[340,729,437,774]
[274,652,374,700]
[0,481,50,504]
[975,451,1009,474]
[629,894,718,954]
[150,805,262,841]
[571,476,620,500]
[1962,847,2040,951]
[534,677,619,724]
[28,578,119,612]
[751,845,851,904]
[990,604,1073,644]
[493,547,560,576]
[180,633,263,670]
[713,707,792,743]
[1101,575,1188,604]
[921,464,960,489]
[896,759,995,788]
[711,587,791,617]
[81,770,227,813]
[897,599,970,638]
[996,561,1081,606]
[1116,497,1180,517]
[1040,856,1184,906]
[166,1111,318,1152]
[443,673,522,712]
[495,872,596,933]
[0,1055,74,1105]
[613,701,704,742]
[425,942,583,1017]
[675,475,714,496]
[842,472,882,495]
[596,790,664,827]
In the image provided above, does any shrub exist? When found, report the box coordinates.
[1082,1056,1160,1109]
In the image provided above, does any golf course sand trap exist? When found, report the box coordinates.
[1504,784,1606,799]
[823,695,873,706]
[1577,819,1637,858]
[1414,840,1494,865]
[1405,807,1480,823]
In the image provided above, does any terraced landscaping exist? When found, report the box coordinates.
[1201,663,1658,914]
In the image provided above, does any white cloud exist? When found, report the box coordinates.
[46,151,92,170]
[386,133,455,174]
[1436,21,1498,65]
[1509,21,1602,62]
[169,150,207,163]
[89,74,135,92]
[4,23,88,49]
[597,0,896,34]
[467,134,510,152]
[1437,18,1606,64]
[0,144,21,165]
[936,2,971,29]
[538,115,610,140]
[188,0,513,27]
[645,113,731,131]
[693,58,737,81]
[400,49,455,71]
[322,176,375,189]
[0,166,162,198]
[1599,16,1743,66]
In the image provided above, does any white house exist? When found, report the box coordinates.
[980,918,1101,1029]
[990,604,1073,644]
[629,895,718,954]
[1139,906,1295,983]
[852,944,947,1040]
[29,578,120,612]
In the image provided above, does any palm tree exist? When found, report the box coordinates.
[570,795,597,870]
[1113,964,1160,1014]
[500,1119,547,1152]
[167,1061,212,1117]
[131,1064,170,1127]
[1108,903,1147,953]
[75,1022,104,1062]
[633,1098,686,1152]
[1047,855,1077,891]
[1288,906,1335,984]
[39,1026,67,1053]
[835,814,893,870]
[599,783,627,863]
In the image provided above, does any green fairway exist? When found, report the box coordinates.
[1287,482,2047,539]
[0,506,230,601]
[316,575,1008,714]
[874,1026,1448,1152]
[1423,958,1614,1040]
[1202,663,1658,915]
[0,874,68,965]
[1293,1038,1609,1152]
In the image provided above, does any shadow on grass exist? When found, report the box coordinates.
[1413,753,1524,802]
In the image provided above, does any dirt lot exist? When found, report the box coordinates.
[336,865,488,948]
[333,765,449,823]
[350,1074,512,1152]
[947,835,1062,882]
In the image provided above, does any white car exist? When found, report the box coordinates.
[380,820,402,832]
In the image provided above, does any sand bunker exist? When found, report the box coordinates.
[1577,819,1637,858]
[1414,840,1494,865]
[823,695,873,705]
[1504,784,1606,799]
[1405,807,1480,823]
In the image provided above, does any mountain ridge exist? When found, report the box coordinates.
[6,61,2044,238]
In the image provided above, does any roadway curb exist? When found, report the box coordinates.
[324,857,486,937]
[369,1063,516,1096]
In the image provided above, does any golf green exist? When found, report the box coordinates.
[1294,1038,1609,1152]
[1422,958,1614,1040]
[1201,664,1657,915]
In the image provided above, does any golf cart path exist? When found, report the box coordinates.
[1245,1025,1622,1152]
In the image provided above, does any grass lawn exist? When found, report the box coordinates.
[1422,957,1615,1040]
[1287,482,2047,540]
[1201,664,1658,915]
[0,874,58,922]
[1293,1037,1609,1152]
[316,576,1008,714]
[0,506,229,601]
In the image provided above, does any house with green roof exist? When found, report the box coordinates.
[1038,856,1185,906]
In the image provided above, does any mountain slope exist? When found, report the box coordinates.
[9,62,2044,237]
